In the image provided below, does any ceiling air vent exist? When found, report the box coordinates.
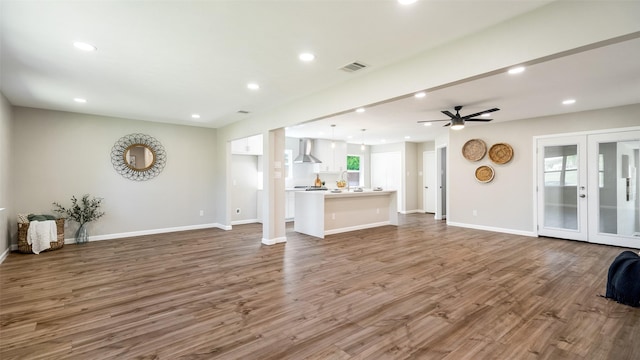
[237,110,250,114]
[340,61,368,73]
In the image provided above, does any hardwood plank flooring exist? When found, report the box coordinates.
[1,214,638,359]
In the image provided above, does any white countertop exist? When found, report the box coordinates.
[295,189,396,198]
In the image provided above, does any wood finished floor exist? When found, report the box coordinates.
[1,214,639,359]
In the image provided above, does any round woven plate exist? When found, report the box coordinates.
[462,139,487,162]
[475,165,495,183]
[489,143,514,164]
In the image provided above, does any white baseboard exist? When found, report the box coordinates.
[400,209,424,215]
[4,223,231,257]
[324,221,393,236]
[262,236,287,245]
[63,222,231,244]
[0,247,9,264]
[446,221,537,237]
[231,219,259,226]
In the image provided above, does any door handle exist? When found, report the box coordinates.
[579,194,586,198]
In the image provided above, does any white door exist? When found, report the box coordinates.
[587,130,640,248]
[537,130,640,248]
[423,151,436,213]
[537,136,588,241]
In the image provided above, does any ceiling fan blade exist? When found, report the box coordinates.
[466,118,493,122]
[441,110,456,119]
[443,122,451,127]
[461,107,500,120]
[417,119,448,123]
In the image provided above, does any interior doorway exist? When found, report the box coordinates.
[435,146,447,220]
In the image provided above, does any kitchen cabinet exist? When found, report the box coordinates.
[313,139,347,173]
[231,134,263,155]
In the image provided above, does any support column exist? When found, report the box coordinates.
[261,128,287,245]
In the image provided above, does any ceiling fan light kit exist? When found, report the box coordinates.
[451,118,465,130]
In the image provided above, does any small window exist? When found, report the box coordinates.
[347,155,363,187]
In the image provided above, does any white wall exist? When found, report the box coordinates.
[447,103,640,234]
[0,93,13,256]
[231,154,259,223]
[403,142,419,213]
[11,107,219,243]
[416,141,435,212]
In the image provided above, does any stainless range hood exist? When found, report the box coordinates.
[294,138,322,163]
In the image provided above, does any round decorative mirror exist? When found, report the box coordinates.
[111,133,166,181]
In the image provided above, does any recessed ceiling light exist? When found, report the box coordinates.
[562,99,576,105]
[508,66,525,74]
[398,0,418,4]
[423,123,432,127]
[191,114,201,119]
[414,92,426,98]
[73,98,87,103]
[247,83,260,90]
[404,136,411,139]
[299,53,315,62]
[355,108,365,113]
[73,42,97,52]
[381,139,386,143]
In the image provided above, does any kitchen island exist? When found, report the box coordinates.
[294,189,398,239]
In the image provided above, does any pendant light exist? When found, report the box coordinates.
[360,129,366,151]
[331,124,336,148]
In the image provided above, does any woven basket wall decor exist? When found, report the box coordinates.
[475,165,495,183]
[462,139,487,162]
[489,143,514,164]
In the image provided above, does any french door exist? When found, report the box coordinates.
[537,129,640,248]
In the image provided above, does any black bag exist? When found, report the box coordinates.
[605,251,640,307]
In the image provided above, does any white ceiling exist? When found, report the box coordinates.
[287,36,640,144]
[1,0,639,145]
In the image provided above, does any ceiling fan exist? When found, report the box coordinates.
[417,105,500,130]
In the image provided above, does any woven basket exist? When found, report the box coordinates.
[17,219,65,254]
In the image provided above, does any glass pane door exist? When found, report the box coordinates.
[537,136,588,241]
[588,131,640,248]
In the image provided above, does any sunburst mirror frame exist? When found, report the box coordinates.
[111,133,167,181]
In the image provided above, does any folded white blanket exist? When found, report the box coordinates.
[27,220,57,254]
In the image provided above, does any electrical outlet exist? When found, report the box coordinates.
[199,210,204,216]
[331,213,335,220]
[473,210,478,216]
[376,208,380,214]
